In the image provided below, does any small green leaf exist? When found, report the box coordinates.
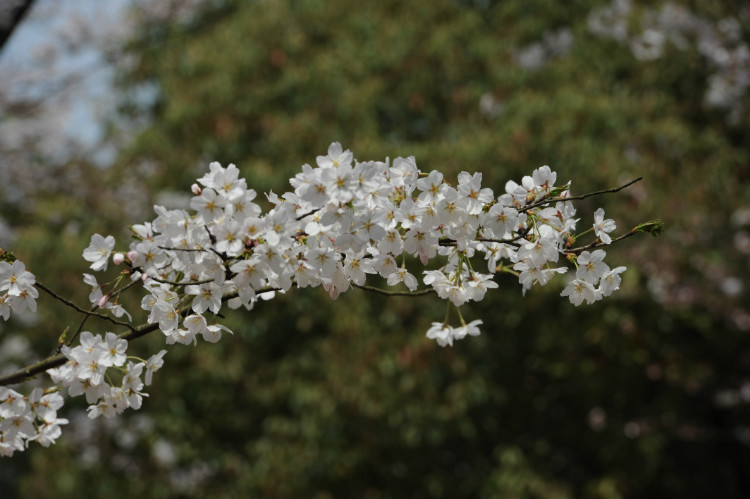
[634,219,665,237]
[58,327,70,349]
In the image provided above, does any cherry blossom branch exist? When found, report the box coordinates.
[564,232,638,254]
[0,289,243,386]
[0,142,660,456]
[481,225,533,246]
[35,281,135,331]
[0,352,67,387]
[157,246,210,253]
[477,237,523,246]
[564,219,664,254]
[61,276,142,349]
[353,283,436,297]
[438,238,523,248]
[147,276,215,286]
[521,176,643,212]
[65,309,92,351]
[109,277,141,300]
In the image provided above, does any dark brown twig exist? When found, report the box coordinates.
[521,177,643,213]
[353,283,436,297]
[35,281,135,331]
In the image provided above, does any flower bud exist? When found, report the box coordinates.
[191,183,202,195]
[127,250,138,262]
[98,294,111,308]
[113,253,125,265]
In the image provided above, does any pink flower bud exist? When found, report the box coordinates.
[127,250,138,262]
[98,294,111,308]
[191,183,202,195]
[113,253,125,265]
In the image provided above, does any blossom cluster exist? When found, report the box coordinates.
[0,386,67,456]
[0,142,634,455]
[0,260,38,320]
[561,249,627,306]
[0,331,167,456]
[106,142,624,347]
[48,332,166,420]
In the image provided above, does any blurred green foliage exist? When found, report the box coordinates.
[3,0,750,497]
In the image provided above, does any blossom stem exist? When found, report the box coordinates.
[148,276,215,286]
[443,301,451,324]
[574,227,594,239]
[0,289,242,386]
[67,313,91,351]
[565,228,639,254]
[110,276,140,299]
[352,283,435,297]
[35,281,135,331]
[455,307,467,327]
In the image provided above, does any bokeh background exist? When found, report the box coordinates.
[1,0,749,497]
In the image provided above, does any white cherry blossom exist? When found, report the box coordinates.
[576,249,610,284]
[593,208,616,244]
[82,234,115,271]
